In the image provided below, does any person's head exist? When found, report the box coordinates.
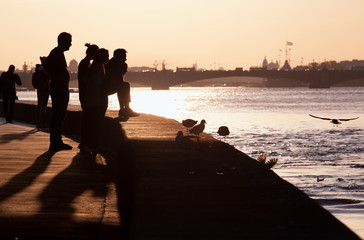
[8,65,15,73]
[57,32,72,51]
[93,48,109,65]
[113,48,127,61]
[84,43,99,59]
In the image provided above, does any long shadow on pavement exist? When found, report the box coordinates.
[0,151,54,202]
[0,128,39,144]
[0,117,136,240]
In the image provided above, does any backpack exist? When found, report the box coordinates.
[32,68,49,90]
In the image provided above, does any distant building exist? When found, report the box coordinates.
[339,60,364,70]
[351,66,364,71]
[128,66,155,72]
[262,56,268,69]
[268,60,279,70]
[69,59,78,73]
[176,67,196,72]
[280,60,292,71]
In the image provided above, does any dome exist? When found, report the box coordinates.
[69,59,78,73]
[262,56,268,69]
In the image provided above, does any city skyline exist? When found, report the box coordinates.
[1,0,364,71]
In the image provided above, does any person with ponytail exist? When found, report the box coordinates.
[83,48,109,156]
[77,43,99,153]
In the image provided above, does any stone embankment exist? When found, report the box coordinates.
[0,101,360,239]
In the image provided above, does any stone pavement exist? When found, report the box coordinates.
[0,106,361,239]
[0,118,123,239]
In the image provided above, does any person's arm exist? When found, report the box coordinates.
[15,74,22,86]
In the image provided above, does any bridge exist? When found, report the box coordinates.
[126,70,364,89]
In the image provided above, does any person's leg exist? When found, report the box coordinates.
[116,83,126,117]
[36,90,43,128]
[2,96,10,122]
[8,98,15,123]
[85,107,102,151]
[79,107,95,153]
[49,91,71,150]
[40,92,50,127]
[118,82,138,117]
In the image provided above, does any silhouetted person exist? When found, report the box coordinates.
[84,48,109,155]
[105,48,138,120]
[0,65,22,123]
[32,57,50,129]
[77,43,99,153]
[42,32,72,152]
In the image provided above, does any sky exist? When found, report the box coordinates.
[1,0,364,71]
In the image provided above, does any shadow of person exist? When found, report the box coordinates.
[19,116,135,239]
[38,152,110,218]
[0,128,39,144]
[99,116,136,236]
[0,151,54,202]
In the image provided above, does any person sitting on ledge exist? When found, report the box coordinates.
[105,48,138,119]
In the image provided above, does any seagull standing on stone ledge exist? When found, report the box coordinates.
[189,119,206,137]
[182,119,198,134]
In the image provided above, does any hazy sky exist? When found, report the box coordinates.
[1,0,363,71]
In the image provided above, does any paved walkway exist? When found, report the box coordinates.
[0,109,361,239]
[0,118,122,239]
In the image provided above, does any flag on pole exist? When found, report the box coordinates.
[286,41,293,46]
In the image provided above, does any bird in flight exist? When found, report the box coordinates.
[256,153,278,169]
[317,176,325,182]
[309,114,359,126]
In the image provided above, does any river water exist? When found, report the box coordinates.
[18,86,364,237]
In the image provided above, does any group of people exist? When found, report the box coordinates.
[76,42,138,155]
[1,32,137,155]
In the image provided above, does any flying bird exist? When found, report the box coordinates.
[256,153,278,169]
[189,119,206,137]
[176,131,198,153]
[317,176,325,182]
[309,114,359,126]
[217,126,230,140]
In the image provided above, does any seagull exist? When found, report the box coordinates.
[182,119,198,134]
[217,126,230,140]
[176,131,198,153]
[256,153,278,169]
[189,119,206,137]
[182,119,198,128]
[309,114,359,126]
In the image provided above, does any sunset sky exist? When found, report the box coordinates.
[1,0,364,71]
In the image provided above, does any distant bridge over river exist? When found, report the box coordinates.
[126,70,364,89]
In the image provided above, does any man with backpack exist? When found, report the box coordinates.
[32,57,50,129]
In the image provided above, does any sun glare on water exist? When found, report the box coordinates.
[107,88,197,120]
